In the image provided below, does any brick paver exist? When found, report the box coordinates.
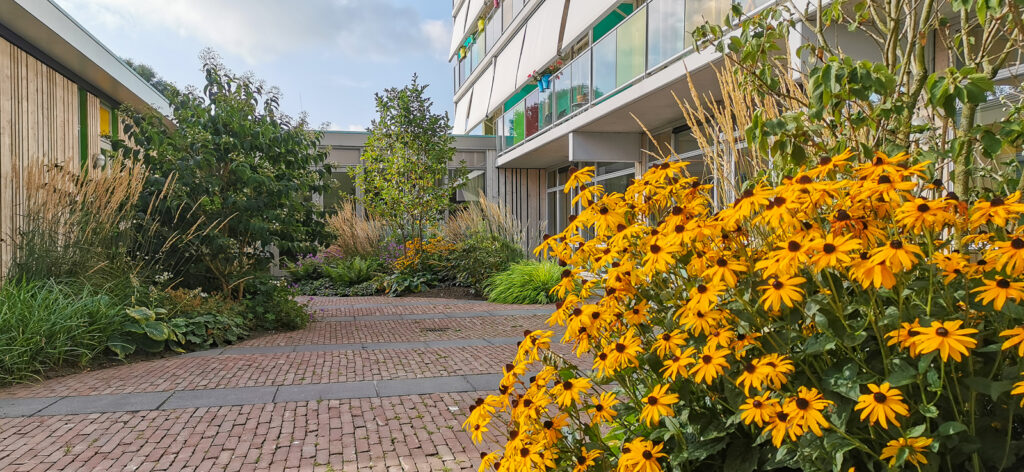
[0,296,556,471]
[236,314,549,346]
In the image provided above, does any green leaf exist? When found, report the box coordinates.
[919,403,939,418]
[937,421,967,436]
[906,423,928,436]
[143,320,171,341]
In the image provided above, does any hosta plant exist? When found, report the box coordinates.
[466,154,1024,471]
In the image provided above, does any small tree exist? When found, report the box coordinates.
[352,75,467,243]
[115,50,331,296]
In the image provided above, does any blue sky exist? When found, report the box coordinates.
[55,0,455,131]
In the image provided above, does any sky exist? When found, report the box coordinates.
[54,0,456,131]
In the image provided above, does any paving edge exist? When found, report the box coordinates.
[0,374,503,418]
[313,308,551,322]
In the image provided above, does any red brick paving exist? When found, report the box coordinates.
[0,393,496,472]
[0,344,582,399]
[236,314,549,346]
[0,296,560,471]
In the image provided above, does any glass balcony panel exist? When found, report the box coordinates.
[513,102,526,145]
[592,32,616,100]
[553,70,571,121]
[486,13,502,54]
[538,88,553,129]
[685,0,729,49]
[502,0,513,29]
[616,8,646,88]
[571,50,591,112]
[524,89,539,137]
[503,109,516,149]
[471,33,485,71]
[649,0,687,68]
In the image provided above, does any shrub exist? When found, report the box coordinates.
[440,233,524,294]
[468,158,1024,471]
[325,199,385,258]
[483,260,563,304]
[242,276,308,331]
[0,281,125,384]
[142,288,250,350]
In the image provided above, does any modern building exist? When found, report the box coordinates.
[449,0,1023,239]
[0,0,170,274]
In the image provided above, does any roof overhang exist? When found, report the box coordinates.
[0,0,171,117]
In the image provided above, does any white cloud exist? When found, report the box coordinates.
[326,123,365,132]
[57,0,450,63]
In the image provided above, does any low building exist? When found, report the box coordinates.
[0,0,169,273]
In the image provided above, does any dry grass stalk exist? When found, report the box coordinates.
[671,56,807,206]
[441,193,525,247]
[325,199,386,258]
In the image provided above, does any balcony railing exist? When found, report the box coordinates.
[496,0,772,155]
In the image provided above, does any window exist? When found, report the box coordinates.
[99,103,114,139]
[322,169,356,212]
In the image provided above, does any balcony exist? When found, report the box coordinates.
[496,0,770,154]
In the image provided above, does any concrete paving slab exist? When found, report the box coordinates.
[292,343,363,353]
[161,387,277,410]
[464,374,502,391]
[221,346,296,355]
[0,397,59,418]
[275,381,377,402]
[376,376,473,397]
[36,392,171,416]
[180,348,224,357]
[423,339,493,349]
[484,337,522,345]
[360,341,431,350]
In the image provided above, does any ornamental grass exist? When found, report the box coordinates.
[466,151,1024,471]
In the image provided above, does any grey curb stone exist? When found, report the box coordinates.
[275,381,377,402]
[37,392,171,416]
[376,376,473,397]
[0,397,60,417]
[161,387,278,410]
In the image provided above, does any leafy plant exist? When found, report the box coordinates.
[322,256,381,288]
[385,272,433,296]
[484,260,563,304]
[439,233,524,294]
[168,313,248,350]
[242,276,309,331]
[351,74,468,242]
[0,281,125,385]
[107,307,184,358]
[114,49,332,296]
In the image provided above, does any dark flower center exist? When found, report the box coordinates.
[752,400,763,408]
[859,251,870,261]
[772,280,784,290]
[577,455,588,465]
[1013,238,1024,250]
[672,206,684,215]
[878,175,893,184]
[992,197,1006,207]
[998,278,1011,289]
[598,352,608,361]
[523,399,533,408]
[773,196,786,206]
[675,224,685,234]
[796,175,812,185]
[662,333,672,341]
[562,380,573,390]
[599,207,609,215]
[889,239,903,249]
[561,269,572,279]
[873,392,887,403]
[594,404,604,412]
[615,343,627,353]
[823,243,837,254]
[702,355,713,364]
[647,396,659,405]
[520,447,531,457]
[716,257,728,267]
[819,156,833,166]
[650,244,662,254]
[874,156,885,165]
[777,412,790,422]
[935,327,949,337]
[745,363,757,373]
[697,284,708,294]
[795,398,810,410]
[907,329,919,337]
[917,203,931,213]
[836,209,851,221]
[642,450,654,460]
[788,240,802,252]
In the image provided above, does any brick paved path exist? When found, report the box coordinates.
[0,297,555,471]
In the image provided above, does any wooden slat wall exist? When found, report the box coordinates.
[0,36,80,279]
[86,93,99,160]
[496,167,547,251]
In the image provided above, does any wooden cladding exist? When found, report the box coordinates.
[0,36,87,277]
[496,167,547,251]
